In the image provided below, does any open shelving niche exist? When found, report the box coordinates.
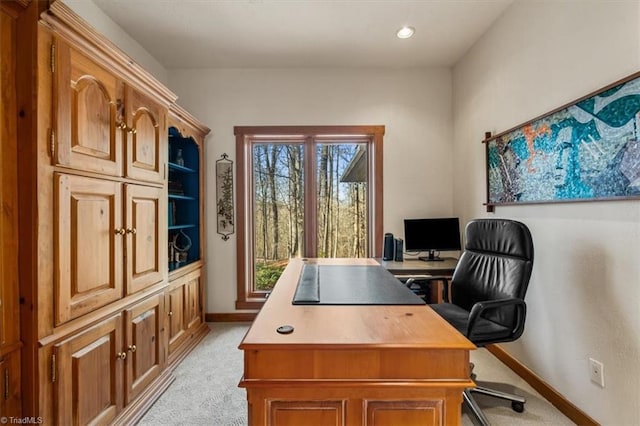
[168,126,201,272]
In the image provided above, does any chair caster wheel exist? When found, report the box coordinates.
[511,401,525,413]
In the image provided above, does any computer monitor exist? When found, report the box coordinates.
[403,217,461,261]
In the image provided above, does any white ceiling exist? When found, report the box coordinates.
[92,0,513,69]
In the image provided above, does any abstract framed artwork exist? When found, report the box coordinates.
[484,71,640,211]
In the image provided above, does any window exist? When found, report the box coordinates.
[234,126,384,309]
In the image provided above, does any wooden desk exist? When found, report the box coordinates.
[239,258,475,426]
[378,257,458,303]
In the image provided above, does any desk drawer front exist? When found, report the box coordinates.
[244,348,469,380]
[268,400,346,426]
[365,400,442,426]
[244,386,461,426]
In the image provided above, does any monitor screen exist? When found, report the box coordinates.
[403,217,461,261]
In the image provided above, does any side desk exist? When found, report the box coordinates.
[377,257,458,303]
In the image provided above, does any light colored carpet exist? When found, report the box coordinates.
[138,323,574,425]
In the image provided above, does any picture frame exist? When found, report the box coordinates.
[484,71,640,211]
[216,153,234,240]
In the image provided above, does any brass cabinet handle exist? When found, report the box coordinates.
[168,311,173,316]
[117,122,136,134]
[128,345,136,353]
[116,352,127,360]
[126,228,137,234]
[114,228,126,235]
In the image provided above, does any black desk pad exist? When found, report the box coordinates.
[292,264,424,305]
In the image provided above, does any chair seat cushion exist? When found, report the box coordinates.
[429,303,513,345]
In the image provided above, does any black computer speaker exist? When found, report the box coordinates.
[383,233,394,260]
[394,238,403,262]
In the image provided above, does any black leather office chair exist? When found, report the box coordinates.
[429,218,534,426]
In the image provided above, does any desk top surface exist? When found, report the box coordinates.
[240,258,474,351]
[292,263,425,305]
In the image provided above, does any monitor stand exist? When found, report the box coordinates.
[419,250,444,262]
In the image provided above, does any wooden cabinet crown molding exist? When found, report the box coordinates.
[41,0,177,108]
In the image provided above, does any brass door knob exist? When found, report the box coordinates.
[128,345,136,353]
[168,311,173,316]
[114,228,126,235]
[126,228,137,234]
[116,352,127,360]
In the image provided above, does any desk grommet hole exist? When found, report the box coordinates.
[276,325,294,334]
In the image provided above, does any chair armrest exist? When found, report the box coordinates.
[467,298,526,339]
[419,276,450,302]
[403,278,415,287]
[395,275,450,302]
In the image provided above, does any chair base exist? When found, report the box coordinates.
[463,385,526,426]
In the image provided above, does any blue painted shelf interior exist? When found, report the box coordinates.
[168,126,200,272]
[168,162,196,174]
[168,224,197,231]
[169,194,197,201]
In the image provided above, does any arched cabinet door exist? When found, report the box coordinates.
[54,37,122,177]
[124,85,167,183]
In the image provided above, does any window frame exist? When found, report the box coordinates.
[234,125,384,309]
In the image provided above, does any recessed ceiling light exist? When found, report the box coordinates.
[396,26,415,39]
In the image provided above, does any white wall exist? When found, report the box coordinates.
[453,1,640,424]
[167,68,454,313]
[63,0,169,84]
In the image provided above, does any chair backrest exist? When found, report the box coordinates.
[451,219,534,328]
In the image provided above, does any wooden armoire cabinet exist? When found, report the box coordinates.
[10,1,210,423]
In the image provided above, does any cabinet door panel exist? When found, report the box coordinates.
[54,39,122,176]
[125,85,166,183]
[54,315,123,426]
[55,173,123,324]
[167,284,186,355]
[185,276,201,332]
[125,184,166,295]
[125,294,165,404]
[364,400,443,426]
[0,349,21,418]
